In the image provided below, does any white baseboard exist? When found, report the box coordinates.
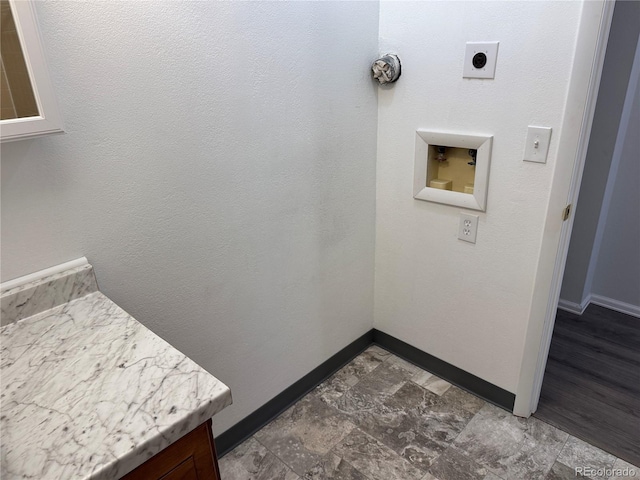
[557,296,590,315]
[589,294,640,318]
[558,294,640,318]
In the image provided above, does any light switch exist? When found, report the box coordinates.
[523,126,552,163]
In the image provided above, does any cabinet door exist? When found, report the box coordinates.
[121,420,221,480]
[159,457,198,480]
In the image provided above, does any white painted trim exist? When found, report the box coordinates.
[590,295,640,319]
[1,0,64,143]
[557,296,590,315]
[0,257,88,292]
[513,0,615,418]
[555,294,639,318]
[584,33,640,300]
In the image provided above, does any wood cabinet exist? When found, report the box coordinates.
[121,420,221,480]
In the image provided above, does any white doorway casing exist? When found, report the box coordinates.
[513,0,616,417]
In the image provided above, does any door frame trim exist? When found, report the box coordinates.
[513,0,616,417]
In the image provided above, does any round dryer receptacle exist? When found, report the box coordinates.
[472,52,487,69]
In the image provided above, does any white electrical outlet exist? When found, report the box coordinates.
[458,212,479,243]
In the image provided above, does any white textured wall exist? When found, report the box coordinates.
[1,1,379,433]
[375,1,582,393]
[592,43,640,310]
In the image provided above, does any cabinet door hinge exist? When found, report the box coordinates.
[562,204,572,221]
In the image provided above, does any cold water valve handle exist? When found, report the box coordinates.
[468,149,478,166]
[372,54,401,85]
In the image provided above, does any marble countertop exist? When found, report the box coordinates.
[1,264,232,479]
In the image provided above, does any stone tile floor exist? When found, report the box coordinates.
[219,345,639,480]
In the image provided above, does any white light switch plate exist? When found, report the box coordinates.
[463,42,499,79]
[523,126,552,163]
[458,213,479,244]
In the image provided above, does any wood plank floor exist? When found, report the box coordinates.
[535,304,640,466]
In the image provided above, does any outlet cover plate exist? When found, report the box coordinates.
[523,126,552,163]
[463,42,499,79]
[458,212,479,243]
